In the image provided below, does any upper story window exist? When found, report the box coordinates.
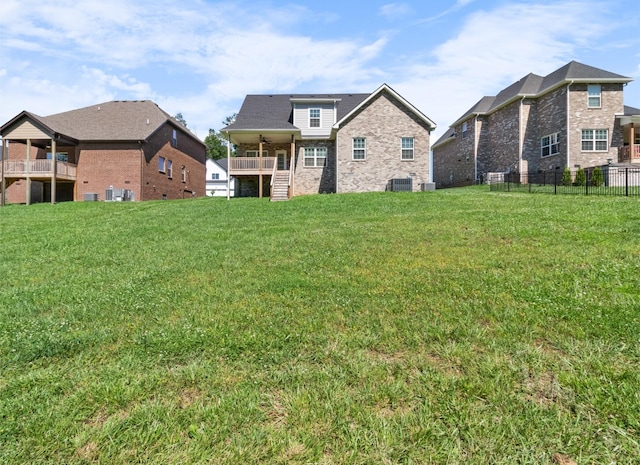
[587,84,601,108]
[158,156,166,173]
[211,173,220,180]
[167,159,173,178]
[304,147,327,167]
[309,108,321,128]
[172,129,178,147]
[462,122,468,139]
[581,129,608,151]
[541,133,560,157]
[353,137,366,160]
[401,137,414,160]
[181,165,186,182]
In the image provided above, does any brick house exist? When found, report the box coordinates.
[432,61,639,188]
[221,84,436,200]
[0,100,206,205]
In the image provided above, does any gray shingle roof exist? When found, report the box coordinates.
[40,100,180,141]
[625,105,640,116]
[441,61,632,133]
[223,93,370,131]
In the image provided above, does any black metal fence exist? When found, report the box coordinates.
[489,167,640,197]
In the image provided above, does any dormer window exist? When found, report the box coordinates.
[588,84,601,108]
[309,108,321,128]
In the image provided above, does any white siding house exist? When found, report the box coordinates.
[206,158,234,197]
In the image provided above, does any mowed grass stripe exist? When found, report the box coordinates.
[0,187,639,464]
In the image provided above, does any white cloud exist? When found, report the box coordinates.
[379,3,413,20]
[395,1,619,139]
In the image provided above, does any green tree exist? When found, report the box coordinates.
[591,166,604,187]
[575,167,586,186]
[562,167,572,186]
[174,112,188,127]
[204,114,238,160]
[204,129,231,160]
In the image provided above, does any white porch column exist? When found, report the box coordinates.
[259,136,263,199]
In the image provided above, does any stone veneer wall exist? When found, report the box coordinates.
[293,140,336,195]
[432,118,475,188]
[478,101,521,179]
[568,83,624,168]
[336,91,431,193]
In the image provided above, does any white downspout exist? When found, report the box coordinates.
[474,115,479,183]
[519,97,525,173]
[226,132,231,201]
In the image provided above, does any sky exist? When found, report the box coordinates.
[1,0,639,141]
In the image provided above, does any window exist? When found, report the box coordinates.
[158,156,166,173]
[46,152,69,162]
[401,137,414,160]
[172,129,178,147]
[181,165,186,182]
[541,133,560,157]
[587,84,601,108]
[581,129,608,151]
[167,160,173,178]
[304,147,327,167]
[309,108,321,128]
[353,137,366,160]
[245,150,269,157]
[211,173,220,180]
[462,122,468,139]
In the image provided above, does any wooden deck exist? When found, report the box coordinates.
[2,159,77,180]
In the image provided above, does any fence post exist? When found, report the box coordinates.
[626,168,629,197]
[585,169,589,196]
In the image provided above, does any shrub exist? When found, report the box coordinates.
[591,166,604,187]
[575,167,586,186]
[562,167,572,186]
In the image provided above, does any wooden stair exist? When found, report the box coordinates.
[270,170,290,201]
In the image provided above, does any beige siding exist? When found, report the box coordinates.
[293,103,335,138]
[5,121,49,140]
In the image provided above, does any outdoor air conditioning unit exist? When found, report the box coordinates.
[105,188,114,201]
[390,178,413,192]
[420,182,436,191]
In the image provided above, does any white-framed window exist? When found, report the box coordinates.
[462,122,468,139]
[587,84,601,108]
[181,165,186,182]
[158,156,166,173]
[541,133,560,157]
[167,159,173,178]
[353,137,366,160]
[211,173,220,180]
[401,137,414,160]
[581,129,608,151]
[309,108,321,128]
[245,150,269,157]
[304,147,327,167]
[172,129,178,147]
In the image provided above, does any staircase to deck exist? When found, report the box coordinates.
[270,170,290,202]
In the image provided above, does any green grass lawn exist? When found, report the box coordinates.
[1,187,639,464]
